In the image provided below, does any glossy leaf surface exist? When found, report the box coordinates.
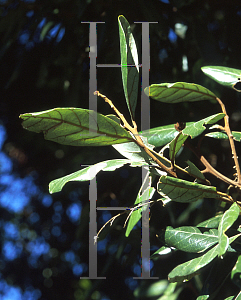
[157,176,226,203]
[141,113,225,147]
[168,244,219,283]
[206,131,241,142]
[49,159,131,194]
[144,82,216,103]
[20,108,133,146]
[165,226,218,253]
[202,66,241,91]
[197,214,223,228]
[218,202,240,257]
[118,15,139,121]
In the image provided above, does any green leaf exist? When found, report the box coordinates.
[151,245,175,257]
[182,113,225,138]
[231,255,241,288]
[118,15,139,121]
[196,296,209,300]
[165,226,218,253]
[125,177,155,237]
[168,244,219,283]
[202,66,241,91]
[49,159,131,194]
[112,136,155,164]
[144,82,216,103]
[157,176,228,203]
[218,203,240,257]
[20,108,133,146]
[133,280,169,298]
[185,160,206,183]
[206,131,241,142]
[141,113,225,148]
[169,132,189,161]
[197,214,223,228]
[201,252,239,300]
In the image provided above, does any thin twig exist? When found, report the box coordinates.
[95,91,178,177]
[216,97,241,184]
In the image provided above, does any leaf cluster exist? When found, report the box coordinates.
[19,15,241,300]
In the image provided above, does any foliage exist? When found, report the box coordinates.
[6,5,240,299]
[18,14,241,299]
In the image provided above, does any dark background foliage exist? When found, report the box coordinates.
[1,0,241,299]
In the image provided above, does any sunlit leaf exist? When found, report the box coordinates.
[125,176,155,237]
[169,132,189,161]
[157,176,228,203]
[141,113,225,147]
[218,202,240,257]
[196,296,209,300]
[49,159,131,193]
[165,226,218,253]
[168,244,219,283]
[182,113,225,138]
[206,131,241,142]
[112,136,155,164]
[151,246,175,257]
[118,15,139,121]
[144,82,216,103]
[20,108,133,146]
[202,66,241,91]
[197,214,223,228]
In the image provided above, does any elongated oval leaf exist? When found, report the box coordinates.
[206,131,241,142]
[218,202,240,257]
[20,108,133,146]
[168,244,219,283]
[165,226,218,253]
[49,159,131,194]
[197,214,223,228]
[157,176,227,203]
[202,66,241,91]
[118,15,139,121]
[141,113,225,147]
[185,160,207,183]
[125,185,155,237]
[144,82,216,103]
[169,132,189,161]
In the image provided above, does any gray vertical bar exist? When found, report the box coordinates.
[80,22,105,279]
[134,21,158,280]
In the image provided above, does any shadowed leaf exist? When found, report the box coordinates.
[168,244,219,283]
[169,132,189,161]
